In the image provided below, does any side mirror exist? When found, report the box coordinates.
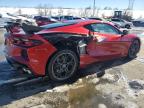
[88,31,98,41]
[122,30,128,36]
[88,30,94,37]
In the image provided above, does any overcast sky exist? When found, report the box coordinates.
[0,0,143,10]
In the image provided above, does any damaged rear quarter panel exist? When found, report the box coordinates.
[40,33,92,55]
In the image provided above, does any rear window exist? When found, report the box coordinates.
[89,18,102,21]
[64,16,73,20]
[36,17,50,21]
[73,17,81,20]
[41,21,78,29]
[52,17,60,20]
[111,19,120,22]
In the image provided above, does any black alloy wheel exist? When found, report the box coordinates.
[47,50,79,82]
[128,39,140,59]
[125,24,131,29]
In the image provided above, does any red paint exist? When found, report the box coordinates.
[5,20,141,76]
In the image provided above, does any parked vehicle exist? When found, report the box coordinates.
[132,19,144,27]
[17,15,37,25]
[0,13,37,27]
[88,17,103,21]
[88,17,120,28]
[35,16,58,26]
[33,15,42,20]
[60,16,74,21]
[0,13,18,27]
[51,16,60,21]
[0,18,13,28]
[52,16,85,21]
[73,17,85,20]
[4,20,141,82]
[111,18,133,29]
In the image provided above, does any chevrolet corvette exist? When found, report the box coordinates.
[4,20,141,81]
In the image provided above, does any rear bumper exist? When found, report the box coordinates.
[5,42,57,76]
[6,57,32,74]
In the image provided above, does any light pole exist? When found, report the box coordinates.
[127,0,135,17]
[128,0,135,10]
[93,0,96,16]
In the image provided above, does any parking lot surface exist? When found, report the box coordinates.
[0,27,144,108]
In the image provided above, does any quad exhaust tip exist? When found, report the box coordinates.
[23,68,32,74]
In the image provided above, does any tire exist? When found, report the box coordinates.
[47,50,79,82]
[97,70,105,78]
[127,39,140,59]
[114,24,120,29]
[125,24,130,29]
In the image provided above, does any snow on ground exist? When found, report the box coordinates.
[0,27,144,108]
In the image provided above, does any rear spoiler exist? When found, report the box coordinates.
[22,23,43,34]
[4,22,43,34]
[4,22,21,33]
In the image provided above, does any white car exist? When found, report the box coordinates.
[0,13,37,28]
[111,18,133,29]
[0,13,19,28]
[17,15,37,26]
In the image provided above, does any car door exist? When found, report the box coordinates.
[86,23,125,60]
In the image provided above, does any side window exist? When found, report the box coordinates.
[120,19,125,22]
[64,16,73,20]
[112,19,120,22]
[85,24,93,31]
[40,18,48,21]
[91,23,121,35]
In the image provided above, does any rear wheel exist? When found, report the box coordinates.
[97,70,105,78]
[127,39,140,59]
[47,50,79,82]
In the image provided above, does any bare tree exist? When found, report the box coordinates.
[58,7,63,16]
[96,7,100,17]
[43,4,48,16]
[78,7,92,17]
[43,4,53,16]
[113,8,118,10]
[83,7,92,17]
[104,7,112,10]
[78,8,84,17]
[36,4,52,16]
[17,8,22,15]
[36,4,43,15]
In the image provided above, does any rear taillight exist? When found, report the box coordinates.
[13,38,43,48]
[5,38,13,45]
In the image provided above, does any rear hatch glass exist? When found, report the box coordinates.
[41,21,78,29]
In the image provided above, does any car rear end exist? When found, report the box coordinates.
[4,24,57,76]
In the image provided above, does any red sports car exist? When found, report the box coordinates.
[4,20,141,81]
